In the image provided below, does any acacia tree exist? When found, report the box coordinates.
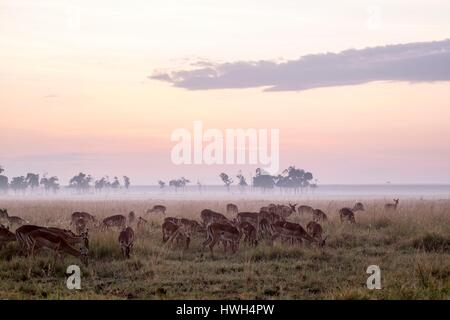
[219,173,233,192]
[0,166,8,194]
[40,176,59,193]
[26,173,40,190]
[10,176,28,193]
[69,172,92,193]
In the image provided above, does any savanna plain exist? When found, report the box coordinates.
[0,198,449,299]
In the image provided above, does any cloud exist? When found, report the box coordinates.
[150,39,450,91]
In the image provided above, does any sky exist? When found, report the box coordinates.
[1,0,450,185]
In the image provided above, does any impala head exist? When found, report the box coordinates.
[319,235,328,248]
[79,246,89,266]
[394,199,399,204]
[353,202,365,211]
[288,203,298,211]
[0,208,8,218]
[80,230,89,249]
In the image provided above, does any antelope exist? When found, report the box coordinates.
[0,209,28,227]
[237,221,257,246]
[27,229,88,265]
[269,221,317,245]
[298,205,314,215]
[306,221,327,247]
[275,204,296,219]
[312,209,328,222]
[0,227,16,249]
[226,203,239,215]
[137,217,148,230]
[161,220,190,249]
[146,205,166,215]
[353,202,365,211]
[46,227,89,249]
[164,217,204,234]
[15,225,45,253]
[70,211,96,226]
[200,209,229,227]
[128,211,136,224]
[385,199,399,211]
[73,217,87,235]
[118,227,135,259]
[202,222,240,255]
[101,215,127,230]
[339,208,356,223]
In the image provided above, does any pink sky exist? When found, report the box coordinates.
[1,1,450,184]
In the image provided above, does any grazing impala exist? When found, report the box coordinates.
[339,208,356,223]
[298,205,314,216]
[73,217,87,235]
[28,228,88,265]
[15,225,45,253]
[306,221,327,247]
[70,211,96,226]
[0,209,28,227]
[0,227,16,249]
[312,209,328,222]
[385,199,399,211]
[101,215,127,230]
[162,220,190,249]
[146,205,167,215]
[128,211,136,224]
[200,209,229,227]
[202,222,240,255]
[237,221,257,246]
[226,203,239,215]
[47,227,89,249]
[269,221,317,245]
[118,227,135,259]
[137,217,148,230]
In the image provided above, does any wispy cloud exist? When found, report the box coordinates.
[150,39,450,91]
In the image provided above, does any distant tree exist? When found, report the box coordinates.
[69,172,92,193]
[95,177,108,192]
[236,171,248,192]
[219,173,233,192]
[26,173,40,190]
[158,180,166,189]
[252,168,275,190]
[111,176,120,189]
[10,176,28,193]
[40,176,59,193]
[123,176,130,189]
[169,177,190,192]
[0,165,8,194]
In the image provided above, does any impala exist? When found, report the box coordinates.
[237,221,257,246]
[28,228,88,265]
[162,220,190,249]
[101,214,127,230]
[47,227,89,249]
[200,209,229,227]
[128,211,136,224]
[15,225,45,253]
[385,199,399,211]
[226,203,239,215]
[118,227,135,259]
[70,211,96,226]
[306,221,327,247]
[339,208,356,223]
[269,221,317,245]
[312,209,328,222]
[73,217,87,235]
[0,227,16,249]
[146,205,167,215]
[164,217,204,234]
[202,222,240,255]
[297,205,314,215]
[137,217,148,229]
[0,209,28,226]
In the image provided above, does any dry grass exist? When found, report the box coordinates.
[0,198,449,299]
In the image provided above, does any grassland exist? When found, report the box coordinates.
[0,198,449,299]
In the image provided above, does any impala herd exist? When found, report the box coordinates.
[0,199,401,265]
